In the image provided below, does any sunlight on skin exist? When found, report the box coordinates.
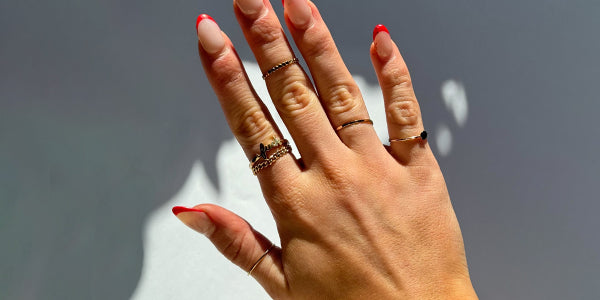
[131,61,467,299]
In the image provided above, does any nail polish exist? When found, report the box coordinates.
[373,24,393,59]
[372,24,389,41]
[172,206,204,215]
[236,0,264,15]
[286,0,312,28]
[196,14,226,54]
[172,206,212,235]
[196,14,215,35]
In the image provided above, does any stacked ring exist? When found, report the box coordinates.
[250,136,292,175]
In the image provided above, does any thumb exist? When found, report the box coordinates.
[172,204,286,298]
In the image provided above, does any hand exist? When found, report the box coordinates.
[173,0,477,298]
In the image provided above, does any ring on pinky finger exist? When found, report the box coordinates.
[389,130,428,143]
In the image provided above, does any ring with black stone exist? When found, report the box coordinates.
[389,130,428,143]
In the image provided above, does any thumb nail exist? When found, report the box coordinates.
[172,206,213,235]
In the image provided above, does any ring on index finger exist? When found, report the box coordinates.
[249,136,293,175]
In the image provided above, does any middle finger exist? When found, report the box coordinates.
[234,0,342,163]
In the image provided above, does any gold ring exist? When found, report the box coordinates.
[248,244,275,276]
[389,130,428,142]
[262,58,299,79]
[335,119,373,131]
[250,137,292,175]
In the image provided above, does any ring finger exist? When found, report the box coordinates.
[283,0,381,149]
[370,24,434,164]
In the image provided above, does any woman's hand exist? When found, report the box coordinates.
[173,0,477,298]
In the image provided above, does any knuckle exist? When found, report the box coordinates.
[267,176,312,220]
[278,79,315,118]
[381,64,413,90]
[302,33,337,60]
[249,19,283,49]
[275,190,307,217]
[211,54,245,89]
[231,106,272,146]
[325,83,362,115]
[408,164,439,184]
[386,98,420,126]
[219,230,250,265]
[270,178,305,211]
[317,156,358,191]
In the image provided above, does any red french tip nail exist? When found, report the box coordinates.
[196,14,216,34]
[372,24,389,41]
[172,206,204,216]
[282,0,285,5]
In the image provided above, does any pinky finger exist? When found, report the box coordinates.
[370,24,431,164]
[172,204,287,298]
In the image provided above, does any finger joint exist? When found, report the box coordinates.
[231,106,273,147]
[325,82,362,116]
[278,79,315,118]
[386,98,420,126]
[381,64,412,91]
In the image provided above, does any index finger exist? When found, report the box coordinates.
[196,14,301,178]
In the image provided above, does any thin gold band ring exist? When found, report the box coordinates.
[335,119,373,132]
[389,130,428,142]
[248,244,275,276]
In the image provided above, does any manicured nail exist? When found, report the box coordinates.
[372,24,389,41]
[172,206,203,215]
[285,0,312,28]
[196,14,226,54]
[236,0,264,15]
[373,24,393,59]
[172,206,212,235]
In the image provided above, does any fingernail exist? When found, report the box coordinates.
[285,0,312,28]
[236,0,264,16]
[196,14,226,54]
[372,24,389,41]
[373,24,393,59]
[172,206,212,235]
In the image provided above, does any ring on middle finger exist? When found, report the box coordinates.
[262,57,299,79]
